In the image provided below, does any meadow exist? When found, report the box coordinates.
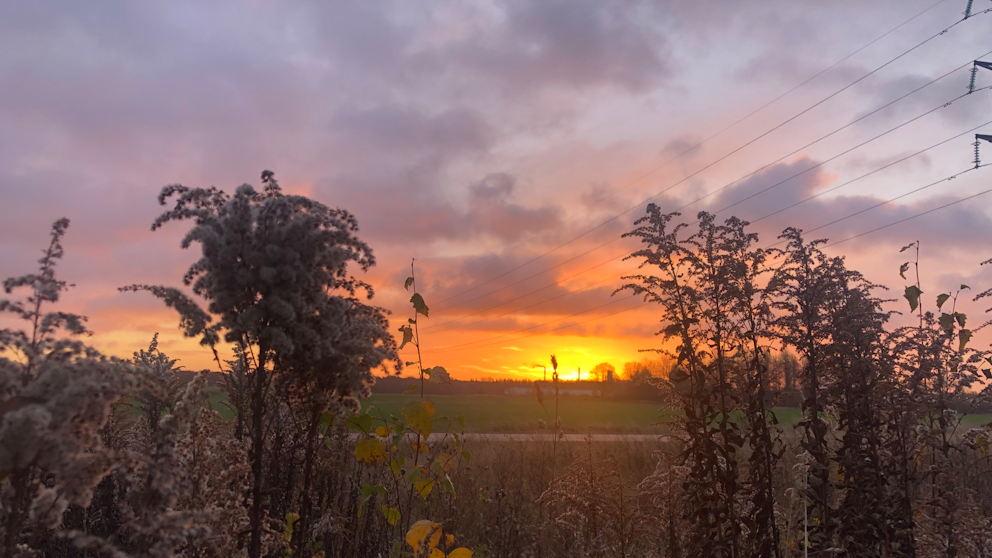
[207,390,992,434]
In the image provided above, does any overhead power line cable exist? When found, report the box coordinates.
[427,0,948,299]
[428,59,991,323]
[825,178,992,247]
[418,146,992,353]
[431,4,983,310]
[749,120,992,225]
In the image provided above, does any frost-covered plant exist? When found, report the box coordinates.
[0,219,133,558]
[131,333,184,434]
[122,170,399,558]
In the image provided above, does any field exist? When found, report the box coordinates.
[202,391,992,433]
[359,394,992,433]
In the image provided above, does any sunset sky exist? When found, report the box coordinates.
[4,0,992,380]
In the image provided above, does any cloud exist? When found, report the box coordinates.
[319,170,560,245]
[444,0,672,95]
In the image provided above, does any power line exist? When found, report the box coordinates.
[762,163,989,249]
[428,60,991,323]
[749,120,992,225]
[431,172,992,356]
[697,81,992,217]
[417,134,992,353]
[430,5,984,310]
[825,180,992,247]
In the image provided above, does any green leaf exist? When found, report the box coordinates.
[404,277,415,291]
[404,384,418,394]
[441,474,456,497]
[937,293,950,310]
[347,413,374,434]
[357,485,386,517]
[381,506,401,526]
[389,456,405,477]
[962,284,971,290]
[899,262,910,280]
[405,466,422,484]
[904,285,922,312]
[284,512,299,541]
[457,415,465,430]
[398,325,414,350]
[900,242,916,253]
[402,400,436,438]
[411,293,429,318]
[940,313,955,334]
[405,361,417,366]
[956,313,967,328]
[959,329,972,352]
[461,450,471,463]
[427,365,452,384]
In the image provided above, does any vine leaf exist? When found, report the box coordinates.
[381,506,401,526]
[411,293,430,317]
[956,313,967,328]
[403,400,436,438]
[414,477,436,499]
[405,277,415,291]
[398,325,414,350]
[406,520,442,551]
[441,474,456,497]
[347,413,374,434]
[904,285,922,312]
[355,439,388,464]
[959,329,972,352]
[939,313,955,334]
[936,293,950,310]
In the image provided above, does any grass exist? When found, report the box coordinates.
[360,394,818,434]
[362,394,674,433]
[201,391,992,433]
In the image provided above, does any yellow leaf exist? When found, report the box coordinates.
[375,426,391,437]
[436,453,455,473]
[406,520,442,551]
[430,550,444,558]
[403,400,436,438]
[448,549,473,558]
[445,534,454,548]
[414,477,435,499]
[354,438,387,464]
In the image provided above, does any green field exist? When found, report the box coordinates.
[360,394,820,434]
[361,394,672,433]
[202,392,992,433]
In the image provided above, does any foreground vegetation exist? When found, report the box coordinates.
[3,173,992,557]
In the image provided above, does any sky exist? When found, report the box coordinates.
[3,0,992,380]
